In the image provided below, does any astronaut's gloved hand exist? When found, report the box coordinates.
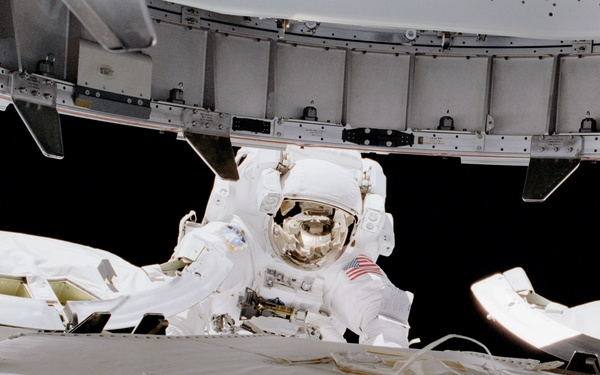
[355,286,413,348]
[360,316,410,348]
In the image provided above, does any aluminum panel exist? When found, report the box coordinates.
[0,38,18,72]
[491,57,553,135]
[558,55,600,134]
[346,51,409,130]
[11,0,69,78]
[274,43,345,123]
[78,39,152,99]
[411,55,487,132]
[144,21,205,106]
[214,34,269,118]
[0,1,14,39]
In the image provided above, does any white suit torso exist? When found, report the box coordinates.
[166,215,411,347]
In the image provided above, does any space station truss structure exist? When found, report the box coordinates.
[1,0,600,201]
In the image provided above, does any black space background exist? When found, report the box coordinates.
[2,104,599,363]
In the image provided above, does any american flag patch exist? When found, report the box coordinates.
[343,255,383,280]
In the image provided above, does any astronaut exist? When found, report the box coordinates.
[0,145,412,348]
[162,145,413,347]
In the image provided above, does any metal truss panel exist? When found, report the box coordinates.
[77,39,153,100]
[274,43,345,123]
[0,1,13,40]
[490,57,553,136]
[0,0,17,71]
[8,0,600,201]
[411,56,487,132]
[346,51,409,130]
[558,55,600,134]
[0,38,17,73]
[214,34,269,118]
[144,21,206,106]
[10,0,69,78]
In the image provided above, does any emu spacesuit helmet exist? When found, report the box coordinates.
[269,157,363,271]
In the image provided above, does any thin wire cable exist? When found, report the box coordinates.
[394,334,499,375]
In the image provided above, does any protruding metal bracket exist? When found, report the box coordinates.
[61,0,156,52]
[565,351,600,375]
[522,135,582,202]
[132,313,168,335]
[183,109,239,181]
[69,311,111,333]
[11,72,64,159]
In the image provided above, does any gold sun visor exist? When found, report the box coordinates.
[270,200,355,271]
[268,158,362,271]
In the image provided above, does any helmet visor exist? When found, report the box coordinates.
[270,200,355,271]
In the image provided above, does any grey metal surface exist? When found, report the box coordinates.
[77,39,153,99]
[274,43,345,123]
[558,55,600,134]
[346,51,409,130]
[490,57,553,136]
[11,0,69,78]
[214,34,269,118]
[411,56,487,133]
[144,21,206,106]
[4,0,600,198]
[0,2,17,71]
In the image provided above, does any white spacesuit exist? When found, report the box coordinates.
[163,146,412,346]
[152,146,412,347]
[0,146,412,347]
